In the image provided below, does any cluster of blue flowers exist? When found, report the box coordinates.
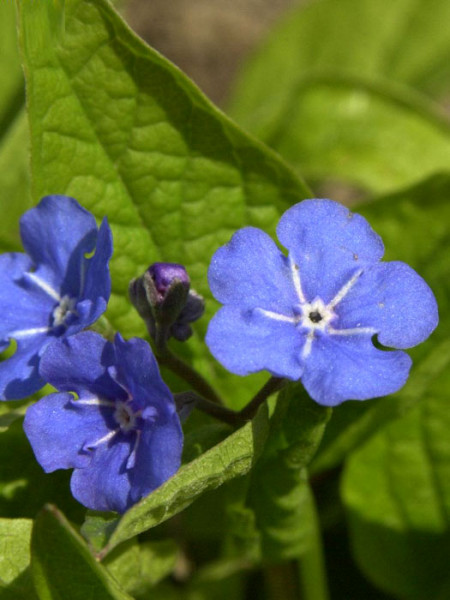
[1,196,183,513]
[0,195,438,513]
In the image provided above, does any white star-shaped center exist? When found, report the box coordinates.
[256,258,376,360]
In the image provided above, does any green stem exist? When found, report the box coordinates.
[238,376,285,421]
[158,347,225,405]
[178,376,286,426]
[297,493,329,600]
[175,391,239,426]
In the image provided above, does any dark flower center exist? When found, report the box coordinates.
[113,402,137,432]
[308,310,323,324]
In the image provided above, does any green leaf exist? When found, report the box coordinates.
[238,385,331,561]
[182,412,231,464]
[0,399,30,434]
[229,0,450,194]
[249,464,318,561]
[0,518,36,599]
[0,1,30,254]
[342,362,450,600]
[313,338,450,474]
[103,538,178,594]
[0,111,31,253]
[16,0,310,402]
[103,407,269,554]
[0,1,25,132]
[0,419,84,522]
[31,505,133,600]
[312,173,450,473]
[334,176,450,598]
[80,512,120,555]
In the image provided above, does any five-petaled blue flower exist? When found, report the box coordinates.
[206,199,438,406]
[0,195,112,400]
[24,331,183,513]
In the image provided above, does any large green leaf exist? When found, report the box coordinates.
[31,505,132,600]
[309,174,450,598]
[16,0,310,402]
[0,1,24,132]
[0,518,36,600]
[313,338,450,475]
[0,2,30,253]
[231,385,331,561]
[342,363,450,599]
[102,406,269,554]
[312,173,450,473]
[103,538,178,595]
[0,419,84,522]
[229,0,450,194]
[0,113,32,253]
[214,387,331,599]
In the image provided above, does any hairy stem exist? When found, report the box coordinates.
[178,376,286,426]
[239,376,285,421]
[175,391,239,426]
[158,347,224,405]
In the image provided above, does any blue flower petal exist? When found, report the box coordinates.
[111,334,175,410]
[70,436,133,513]
[79,217,113,323]
[0,333,48,399]
[302,335,412,406]
[30,331,183,512]
[0,198,112,400]
[206,306,304,379]
[208,227,299,314]
[0,252,55,399]
[129,414,183,504]
[39,332,125,400]
[65,298,105,337]
[23,392,114,472]
[20,196,98,296]
[0,253,55,338]
[276,199,385,303]
[336,262,439,349]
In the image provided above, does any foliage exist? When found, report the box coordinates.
[0,0,448,598]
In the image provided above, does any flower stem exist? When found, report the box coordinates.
[238,376,285,421]
[177,376,286,426]
[157,347,225,405]
[174,391,239,426]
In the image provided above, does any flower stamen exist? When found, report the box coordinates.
[52,295,77,327]
[113,401,137,432]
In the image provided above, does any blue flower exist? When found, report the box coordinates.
[0,195,112,400]
[206,199,438,406]
[23,331,183,513]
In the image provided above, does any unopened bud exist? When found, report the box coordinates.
[129,262,205,344]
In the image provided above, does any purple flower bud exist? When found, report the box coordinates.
[129,263,205,345]
[148,263,190,303]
